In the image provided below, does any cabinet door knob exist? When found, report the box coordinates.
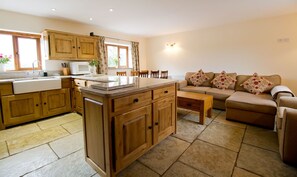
[148,126,152,129]
[133,98,139,103]
[78,47,81,49]
[164,90,168,94]
[155,122,159,126]
[73,46,75,48]
[44,102,47,105]
[36,104,39,107]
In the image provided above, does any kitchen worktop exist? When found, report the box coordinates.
[80,76,177,97]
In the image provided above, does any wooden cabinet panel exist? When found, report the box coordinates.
[153,85,175,100]
[49,33,77,59]
[1,93,41,126]
[74,86,83,114]
[115,105,152,171]
[74,79,86,87]
[84,98,107,172]
[153,97,176,144]
[62,78,72,88]
[113,91,152,112]
[0,82,13,96]
[41,89,71,117]
[77,37,98,59]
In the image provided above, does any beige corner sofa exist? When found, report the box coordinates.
[178,72,282,129]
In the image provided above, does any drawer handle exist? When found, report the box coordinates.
[36,104,39,107]
[133,98,139,103]
[164,90,168,94]
[187,103,191,106]
[155,122,159,126]
[148,126,152,129]
[44,102,47,105]
[72,46,75,48]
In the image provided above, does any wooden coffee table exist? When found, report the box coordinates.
[177,91,213,125]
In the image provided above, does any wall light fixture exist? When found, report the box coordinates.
[166,42,176,47]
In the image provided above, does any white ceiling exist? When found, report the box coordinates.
[1,0,297,37]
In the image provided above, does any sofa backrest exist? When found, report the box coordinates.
[185,72,215,87]
[235,74,281,92]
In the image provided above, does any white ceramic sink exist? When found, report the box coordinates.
[13,77,62,94]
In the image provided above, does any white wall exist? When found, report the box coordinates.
[0,10,147,72]
[146,13,297,94]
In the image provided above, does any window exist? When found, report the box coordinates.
[106,44,129,68]
[0,31,41,71]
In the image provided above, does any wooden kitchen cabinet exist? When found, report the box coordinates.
[73,79,86,114]
[81,82,177,177]
[43,30,98,60]
[41,88,71,117]
[1,93,41,127]
[114,105,152,171]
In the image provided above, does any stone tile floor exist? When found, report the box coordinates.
[0,110,297,177]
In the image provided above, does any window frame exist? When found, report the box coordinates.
[0,30,42,71]
[106,44,129,69]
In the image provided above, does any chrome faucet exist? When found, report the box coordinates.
[32,60,40,77]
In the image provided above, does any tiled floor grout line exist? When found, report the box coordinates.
[241,142,279,154]
[230,122,247,177]
[48,142,61,159]
[176,160,213,177]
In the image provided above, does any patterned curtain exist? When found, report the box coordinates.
[131,42,140,71]
[97,36,108,74]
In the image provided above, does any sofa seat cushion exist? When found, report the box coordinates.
[277,107,285,129]
[206,88,235,101]
[180,86,211,94]
[226,91,277,114]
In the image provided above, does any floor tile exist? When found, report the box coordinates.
[211,109,222,118]
[232,167,261,177]
[61,118,83,134]
[177,108,191,120]
[37,113,81,130]
[173,119,206,142]
[0,141,8,159]
[0,123,41,142]
[49,131,83,158]
[7,126,69,155]
[92,174,101,177]
[118,161,159,177]
[179,140,237,177]
[24,149,96,177]
[0,145,57,177]
[237,144,297,177]
[163,161,210,177]
[243,126,278,152]
[138,136,190,175]
[198,122,245,152]
[214,112,247,129]
[183,111,213,125]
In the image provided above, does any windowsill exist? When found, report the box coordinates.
[108,68,133,70]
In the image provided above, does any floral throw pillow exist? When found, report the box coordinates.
[240,73,273,95]
[189,69,210,86]
[211,71,237,89]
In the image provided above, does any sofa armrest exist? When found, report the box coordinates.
[279,108,297,164]
[276,92,294,106]
[279,97,297,109]
[177,80,187,90]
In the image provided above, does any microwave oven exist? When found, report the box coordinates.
[69,62,90,75]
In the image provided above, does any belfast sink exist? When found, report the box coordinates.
[13,77,62,94]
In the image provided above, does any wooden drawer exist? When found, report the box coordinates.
[113,91,152,112]
[177,97,201,110]
[74,79,86,87]
[153,85,175,100]
[0,82,13,96]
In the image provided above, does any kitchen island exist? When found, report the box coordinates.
[80,76,177,177]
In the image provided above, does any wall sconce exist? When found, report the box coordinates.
[166,42,176,47]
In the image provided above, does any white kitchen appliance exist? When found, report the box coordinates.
[69,62,90,75]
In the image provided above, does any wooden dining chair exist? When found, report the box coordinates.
[150,70,160,78]
[160,70,168,79]
[116,71,127,76]
[130,70,139,76]
[139,70,149,78]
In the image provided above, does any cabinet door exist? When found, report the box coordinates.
[76,37,98,59]
[1,93,41,126]
[41,88,71,117]
[153,97,176,144]
[74,86,83,114]
[115,105,152,171]
[49,32,77,59]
